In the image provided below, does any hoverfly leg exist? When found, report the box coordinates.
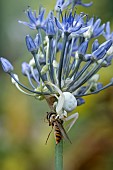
[45,128,53,145]
[65,112,79,132]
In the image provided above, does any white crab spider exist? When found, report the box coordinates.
[47,82,79,132]
[56,92,79,132]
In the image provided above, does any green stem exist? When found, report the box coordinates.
[58,34,68,89]
[55,140,63,170]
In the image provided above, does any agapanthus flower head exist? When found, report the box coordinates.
[1,1,113,133]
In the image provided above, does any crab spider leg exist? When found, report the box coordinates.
[65,112,79,132]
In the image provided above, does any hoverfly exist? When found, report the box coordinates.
[45,112,71,144]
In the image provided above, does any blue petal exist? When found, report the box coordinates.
[106,55,113,66]
[103,22,112,40]
[38,7,45,23]
[69,23,82,33]
[55,0,64,11]
[46,19,56,36]
[55,17,63,30]
[92,39,99,52]
[27,8,37,24]
[61,1,71,10]
[79,1,93,7]
[76,26,89,34]
[18,21,36,29]
[92,46,106,60]
[78,40,89,55]
[93,24,105,37]
[106,22,110,35]
[100,39,112,51]
[87,17,94,26]
[34,34,41,48]
[93,19,101,30]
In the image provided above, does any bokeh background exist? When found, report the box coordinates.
[0,0,113,170]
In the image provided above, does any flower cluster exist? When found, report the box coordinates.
[0,0,113,123]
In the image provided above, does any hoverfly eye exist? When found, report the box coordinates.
[52,115,56,119]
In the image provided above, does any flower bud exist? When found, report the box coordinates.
[107,45,113,56]
[83,26,93,39]
[100,39,112,51]
[53,60,58,68]
[97,83,103,90]
[0,57,14,73]
[92,46,106,60]
[21,62,31,76]
[41,64,49,74]
[25,35,37,53]
[78,40,89,56]
[92,39,99,52]
[34,34,41,48]
[77,98,85,106]
[89,74,100,83]
[29,58,35,66]
[46,19,56,36]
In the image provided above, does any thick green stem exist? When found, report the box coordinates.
[55,140,63,170]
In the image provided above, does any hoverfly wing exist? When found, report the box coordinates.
[56,121,72,144]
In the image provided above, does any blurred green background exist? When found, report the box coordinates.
[0,0,113,170]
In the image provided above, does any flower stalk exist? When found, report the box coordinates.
[55,140,63,170]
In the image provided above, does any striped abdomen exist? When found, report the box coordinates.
[53,122,62,144]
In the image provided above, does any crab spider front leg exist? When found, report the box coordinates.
[64,112,79,132]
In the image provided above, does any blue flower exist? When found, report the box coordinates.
[104,55,113,67]
[83,17,105,39]
[91,40,112,60]
[74,0,93,7]
[46,19,56,36]
[22,62,31,76]
[91,46,106,61]
[55,0,64,11]
[18,7,45,30]
[103,22,113,41]
[0,57,14,73]
[55,0,93,11]
[25,34,41,53]
[55,11,87,35]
